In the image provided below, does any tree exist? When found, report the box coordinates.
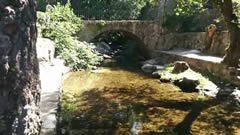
[212,0,240,67]
[37,0,57,11]
[0,0,41,134]
[67,0,147,20]
[175,0,240,67]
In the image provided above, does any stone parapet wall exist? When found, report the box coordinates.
[157,31,229,56]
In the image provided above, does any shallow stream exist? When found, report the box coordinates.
[60,60,240,135]
[59,33,240,135]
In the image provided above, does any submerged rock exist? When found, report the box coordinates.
[113,112,128,122]
[95,42,112,55]
[103,54,112,59]
[97,42,112,51]
[141,64,164,73]
[95,47,109,54]
[141,64,155,73]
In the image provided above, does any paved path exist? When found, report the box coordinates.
[159,49,223,63]
[39,59,69,135]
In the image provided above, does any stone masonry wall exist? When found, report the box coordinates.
[78,20,229,57]
[157,31,229,56]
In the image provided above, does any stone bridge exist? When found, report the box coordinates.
[78,20,229,57]
[78,20,166,54]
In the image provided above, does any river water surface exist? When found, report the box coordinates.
[60,60,240,135]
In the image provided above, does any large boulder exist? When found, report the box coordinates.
[174,74,200,92]
[36,38,55,64]
[95,42,112,55]
[157,62,219,94]
[172,61,190,73]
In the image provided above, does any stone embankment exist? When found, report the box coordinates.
[151,49,240,87]
[142,49,240,106]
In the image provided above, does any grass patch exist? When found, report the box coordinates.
[157,64,215,89]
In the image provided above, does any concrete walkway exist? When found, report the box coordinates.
[39,59,69,135]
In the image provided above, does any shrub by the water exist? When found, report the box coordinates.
[37,2,102,71]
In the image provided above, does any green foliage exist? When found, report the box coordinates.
[175,0,204,16]
[94,20,106,32]
[163,0,204,32]
[233,1,240,27]
[61,42,103,70]
[65,0,148,20]
[38,2,103,71]
[60,101,76,127]
[59,92,78,128]
[163,14,197,32]
[37,0,57,11]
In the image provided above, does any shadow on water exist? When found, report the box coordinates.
[173,100,219,135]
[66,86,196,134]
[60,72,240,135]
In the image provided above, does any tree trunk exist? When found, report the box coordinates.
[222,24,240,67]
[0,0,41,135]
[217,0,240,67]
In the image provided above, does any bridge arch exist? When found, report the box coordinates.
[77,20,165,56]
[92,30,148,56]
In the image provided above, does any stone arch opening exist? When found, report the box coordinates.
[91,30,149,59]
[90,30,148,64]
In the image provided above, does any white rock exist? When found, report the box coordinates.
[36,38,55,65]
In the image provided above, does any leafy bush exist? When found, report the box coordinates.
[61,42,103,70]
[37,2,103,71]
